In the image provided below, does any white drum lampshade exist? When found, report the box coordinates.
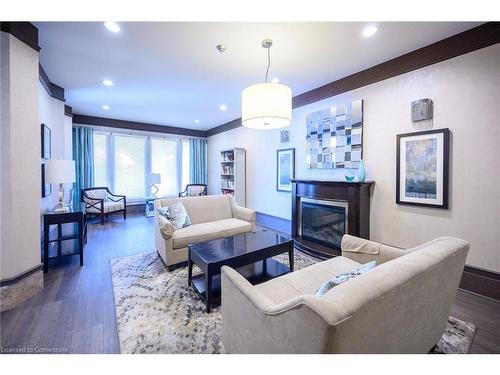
[46,159,76,184]
[242,82,292,129]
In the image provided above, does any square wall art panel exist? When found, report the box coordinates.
[306,99,363,169]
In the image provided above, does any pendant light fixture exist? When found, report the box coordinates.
[242,39,292,129]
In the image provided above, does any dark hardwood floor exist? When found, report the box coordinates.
[1,213,499,353]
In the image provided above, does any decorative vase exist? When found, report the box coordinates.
[345,168,355,182]
[357,160,366,182]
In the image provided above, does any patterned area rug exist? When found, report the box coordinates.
[110,251,476,354]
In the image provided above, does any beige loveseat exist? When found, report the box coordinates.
[222,235,469,353]
[154,195,256,270]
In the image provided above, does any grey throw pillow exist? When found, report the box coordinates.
[157,201,192,229]
[314,261,376,297]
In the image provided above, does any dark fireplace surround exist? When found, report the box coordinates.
[291,179,374,258]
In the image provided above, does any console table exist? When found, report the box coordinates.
[42,207,86,273]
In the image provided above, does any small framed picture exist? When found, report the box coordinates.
[276,148,295,192]
[41,163,52,198]
[396,128,450,208]
[41,124,51,159]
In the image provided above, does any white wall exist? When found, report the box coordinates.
[39,82,73,212]
[0,33,41,280]
[208,44,500,273]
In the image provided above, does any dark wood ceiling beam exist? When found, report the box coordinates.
[39,64,65,102]
[0,22,40,51]
[73,114,206,138]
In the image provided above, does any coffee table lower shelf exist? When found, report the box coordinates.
[190,258,290,307]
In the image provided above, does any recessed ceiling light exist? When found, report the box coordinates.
[102,79,114,87]
[102,104,110,110]
[271,78,280,83]
[362,25,378,38]
[194,119,200,124]
[104,22,121,33]
[219,104,227,111]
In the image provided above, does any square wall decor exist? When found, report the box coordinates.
[306,99,363,169]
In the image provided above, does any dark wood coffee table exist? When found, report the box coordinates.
[188,229,294,312]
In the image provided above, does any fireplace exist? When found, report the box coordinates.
[300,198,348,250]
[291,179,374,258]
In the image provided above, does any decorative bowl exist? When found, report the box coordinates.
[345,175,355,182]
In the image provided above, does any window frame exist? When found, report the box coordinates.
[92,129,193,204]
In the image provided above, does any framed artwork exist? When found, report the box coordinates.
[276,148,295,192]
[41,163,52,198]
[306,99,363,169]
[41,124,51,159]
[396,128,450,209]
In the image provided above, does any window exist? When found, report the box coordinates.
[114,136,145,198]
[181,140,190,189]
[94,133,108,187]
[151,138,178,197]
[92,132,193,201]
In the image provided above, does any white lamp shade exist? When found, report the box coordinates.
[46,159,75,184]
[242,82,292,129]
[151,173,161,184]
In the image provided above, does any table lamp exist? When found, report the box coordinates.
[151,173,161,197]
[46,159,76,212]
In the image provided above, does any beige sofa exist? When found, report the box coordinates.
[221,235,469,353]
[154,195,256,270]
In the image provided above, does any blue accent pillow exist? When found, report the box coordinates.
[314,261,377,297]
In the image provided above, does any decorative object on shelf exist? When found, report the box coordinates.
[276,148,295,192]
[41,123,51,159]
[220,148,246,205]
[344,168,355,182]
[396,128,449,209]
[357,159,366,182]
[280,129,290,143]
[150,173,161,197]
[46,159,76,212]
[41,163,52,198]
[241,39,292,129]
[306,100,363,169]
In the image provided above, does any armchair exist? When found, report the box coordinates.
[179,184,207,197]
[82,187,126,225]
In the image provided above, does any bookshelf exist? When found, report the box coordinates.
[220,148,246,206]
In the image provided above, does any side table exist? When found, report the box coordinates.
[145,197,157,217]
[43,208,85,273]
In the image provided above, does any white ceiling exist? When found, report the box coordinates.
[36,22,480,131]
